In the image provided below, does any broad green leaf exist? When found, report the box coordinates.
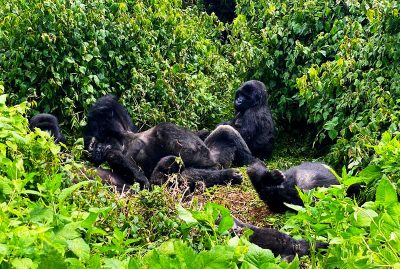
[11,258,33,269]
[58,181,91,203]
[67,238,90,261]
[376,176,397,206]
[353,208,378,227]
[244,242,275,267]
[177,204,197,224]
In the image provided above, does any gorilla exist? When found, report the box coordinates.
[247,161,339,213]
[226,80,275,159]
[232,217,328,261]
[29,112,133,192]
[29,113,66,144]
[198,80,275,159]
[84,95,256,190]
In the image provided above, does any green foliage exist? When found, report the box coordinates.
[0,0,241,130]
[284,171,400,268]
[295,0,400,167]
[1,94,297,268]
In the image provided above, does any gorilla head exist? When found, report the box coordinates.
[29,113,66,144]
[234,80,267,112]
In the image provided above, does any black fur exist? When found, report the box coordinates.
[84,94,137,165]
[224,80,275,159]
[247,161,339,212]
[84,95,255,189]
[233,217,328,261]
[29,113,66,144]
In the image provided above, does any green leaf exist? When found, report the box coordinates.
[58,181,91,203]
[376,176,397,206]
[67,238,90,261]
[353,208,378,227]
[84,54,93,62]
[11,258,33,269]
[177,204,197,224]
[196,245,235,269]
[328,129,338,140]
[244,243,275,267]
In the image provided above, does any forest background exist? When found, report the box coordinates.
[0,0,399,268]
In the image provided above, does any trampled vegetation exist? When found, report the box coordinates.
[0,0,399,268]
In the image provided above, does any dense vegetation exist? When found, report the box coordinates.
[0,0,399,268]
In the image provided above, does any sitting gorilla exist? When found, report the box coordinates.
[29,113,66,144]
[247,161,339,212]
[232,217,328,261]
[199,80,275,159]
[227,80,275,159]
[84,95,255,189]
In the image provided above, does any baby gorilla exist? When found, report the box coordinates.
[248,161,339,212]
[85,95,255,189]
[29,113,66,144]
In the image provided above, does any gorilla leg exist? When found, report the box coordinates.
[105,150,150,189]
[181,167,242,190]
[95,168,133,192]
[150,156,182,186]
[150,155,242,189]
[205,125,255,168]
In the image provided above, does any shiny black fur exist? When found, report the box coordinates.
[248,161,339,212]
[224,80,275,159]
[233,217,328,261]
[29,113,66,144]
[84,95,255,189]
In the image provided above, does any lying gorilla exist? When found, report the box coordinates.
[247,161,339,212]
[232,217,328,261]
[29,113,66,144]
[84,95,255,189]
[199,80,275,159]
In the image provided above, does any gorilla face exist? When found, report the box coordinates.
[234,80,267,112]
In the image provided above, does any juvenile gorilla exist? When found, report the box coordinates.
[227,80,275,159]
[247,161,339,212]
[196,80,275,158]
[84,95,255,189]
[29,113,66,144]
[232,217,328,261]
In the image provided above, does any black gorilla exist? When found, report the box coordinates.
[247,161,339,213]
[84,95,255,189]
[29,113,66,144]
[232,217,328,261]
[226,80,275,159]
[29,113,133,192]
[84,94,137,165]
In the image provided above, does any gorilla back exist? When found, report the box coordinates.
[248,161,339,212]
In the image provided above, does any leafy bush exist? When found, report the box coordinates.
[296,0,400,167]
[284,173,400,268]
[0,0,241,130]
